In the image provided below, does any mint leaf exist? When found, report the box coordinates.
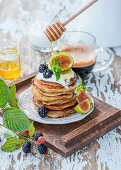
[55,72,61,80]
[78,75,82,87]
[1,138,26,152]
[3,108,30,133]
[29,121,35,137]
[55,50,59,54]
[0,79,10,108]
[9,84,18,108]
[3,132,17,139]
[77,75,86,92]
[82,85,86,92]
[52,58,61,80]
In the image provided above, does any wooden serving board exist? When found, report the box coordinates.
[8,72,121,158]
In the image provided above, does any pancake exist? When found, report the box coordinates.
[32,97,43,108]
[31,84,75,102]
[47,108,76,118]
[32,97,77,110]
[41,94,76,105]
[36,88,72,96]
[33,78,76,93]
[44,99,77,110]
[31,69,77,118]
[35,73,76,87]
[33,102,76,118]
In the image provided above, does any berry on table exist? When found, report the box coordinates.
[21,130,29,136]
[34,132,43,141]
[38,136,45,144]
[43,69,53,78]
[38,144,47,154]
[39,64,48,73]
[22,141,31,153]
[44,149,48,154]
[38,106,48,118]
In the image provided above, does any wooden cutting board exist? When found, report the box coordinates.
[7,72,121,158]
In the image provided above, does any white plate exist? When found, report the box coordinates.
[18,88,94,124]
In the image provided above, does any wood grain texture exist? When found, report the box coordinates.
[6,74,121,158]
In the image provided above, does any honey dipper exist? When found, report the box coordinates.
[44,0,97,42]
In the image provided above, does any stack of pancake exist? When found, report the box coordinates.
[31,72,77,118]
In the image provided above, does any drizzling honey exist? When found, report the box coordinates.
[51,42,54,55]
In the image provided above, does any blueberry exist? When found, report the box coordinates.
[38,106,48,118]
[38,144,47,154]
[39,64,48,73]
[22,141,31,153]
[34,132,43,141]
[43,69,53,78]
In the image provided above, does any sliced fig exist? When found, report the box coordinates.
[49,52,74,71]
[76,89,90,103]
[74,99,91,114]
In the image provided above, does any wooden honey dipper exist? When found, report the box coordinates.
[44,0,97,42]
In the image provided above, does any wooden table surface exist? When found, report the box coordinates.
[0,0,121,170]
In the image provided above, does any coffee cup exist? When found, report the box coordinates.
[58,31,114,77]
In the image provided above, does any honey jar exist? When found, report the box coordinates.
[0,41,21,80]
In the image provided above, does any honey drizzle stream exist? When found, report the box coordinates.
[42,53,46,65]
[51,42,54,55]
[40,42,54,65]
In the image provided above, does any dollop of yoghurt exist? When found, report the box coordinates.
[36,69,75,89]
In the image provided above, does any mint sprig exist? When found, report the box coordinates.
[0,79,47,153]
[9,84,18,108]
[3,132,17,139]
[3,108,30,133]
[29,121,35,137]
[0,79,10,108]
[1,138,26,152]
[77,75,86,92]
[52,58,61,80]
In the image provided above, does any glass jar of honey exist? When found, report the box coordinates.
[0,41,21,80]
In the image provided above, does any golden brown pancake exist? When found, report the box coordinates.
[33,78,76,93]
[41,94,76,105]
[36,88,73,96]
[34,73,76,87]
[47,108,76,118]
[31,84,75,102]
[33,102,76,118]
[32,97,43,108]
[32,97,77,110]
[31,70,77,118]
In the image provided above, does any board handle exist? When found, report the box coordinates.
[60,108,120,146]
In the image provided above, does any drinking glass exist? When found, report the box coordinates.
[58,31,114,77]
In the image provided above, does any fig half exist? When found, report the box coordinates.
[76,89,90,103]
[74,99,91,114]
[49,52,74,71]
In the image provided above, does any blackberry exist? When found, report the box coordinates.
[39,64,48,73]
[38,106,48,118]
[34,132,43,141]
[43,69,53,78]
[22,141,31,153]
[38,144,47,154]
